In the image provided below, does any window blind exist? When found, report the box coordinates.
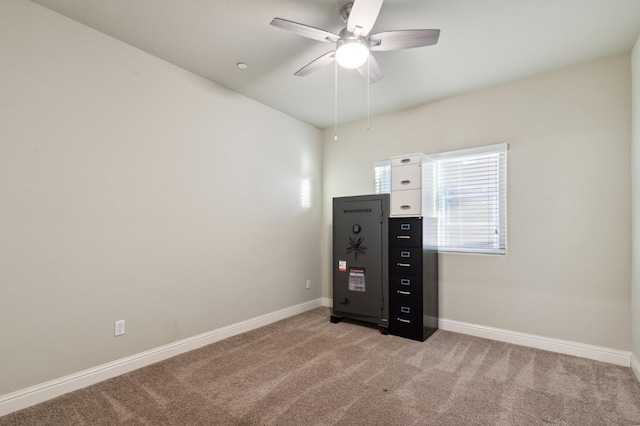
[432,143,507,254]
[374,160,391,195]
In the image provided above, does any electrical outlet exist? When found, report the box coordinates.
[306,279,311,289]
[115,320,125,336]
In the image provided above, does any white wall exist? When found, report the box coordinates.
[0,0,322,395]
[322,55,632,351]
[632,36,640,378]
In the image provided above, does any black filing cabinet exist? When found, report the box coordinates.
[388,217,438,341]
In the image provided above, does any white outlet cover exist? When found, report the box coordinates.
[115,320,125,336]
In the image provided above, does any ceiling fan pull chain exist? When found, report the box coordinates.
[334,57,338,141]
[366,55,371,131]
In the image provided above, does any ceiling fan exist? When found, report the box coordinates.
[270,0,440,83]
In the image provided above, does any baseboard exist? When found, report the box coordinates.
[0,298,323,417]
[632,353,640,382]
[439,318,631,367]
[321,297,332,308]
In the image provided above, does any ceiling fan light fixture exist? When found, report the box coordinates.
[335,39,369,69]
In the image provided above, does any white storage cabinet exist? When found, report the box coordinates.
[390,153,434,217]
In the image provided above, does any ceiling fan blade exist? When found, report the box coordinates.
[356,54,384,83]
[271,18,340,43]
[294,51,336,77]
[347,0,384,37]
[370,29,440,51]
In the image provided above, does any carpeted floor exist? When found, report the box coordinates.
[2,307,640,425]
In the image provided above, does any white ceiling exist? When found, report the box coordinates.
[30,0,640,129]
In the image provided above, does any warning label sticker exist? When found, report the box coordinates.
[348,267,366,292]
[338,260,347,272]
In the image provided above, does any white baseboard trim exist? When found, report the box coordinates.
[0,298,323,417]
[632,353,640,382]
[439,318,631,367]
[318,299,628,366]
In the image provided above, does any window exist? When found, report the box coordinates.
[300,179,311,208]
[374,143,508,255]
[374,160,391,195]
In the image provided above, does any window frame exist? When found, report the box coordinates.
[374,143,508,255]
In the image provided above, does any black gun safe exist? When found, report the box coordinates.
[331,194,390,330]
[388,217,438,341]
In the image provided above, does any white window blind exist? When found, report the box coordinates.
[433,143,507,254]
[373,143,508,255]
[374,160,391,195]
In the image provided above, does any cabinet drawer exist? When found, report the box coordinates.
[391,189,421,216]
[391,153,422,167]
[391,286,418,302]
[390,247,422,275]
[389,218,422,247]
[390,274,422,296]
[391,163,421,191]
[390,300,422,330]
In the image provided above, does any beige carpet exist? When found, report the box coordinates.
[2,307,640,425]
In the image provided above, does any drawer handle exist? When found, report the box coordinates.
[401,180,411,185]
[401,205,411,210]
[397,263,411,267]
[400,279,411,285]
[401,158,411,163]
[397,318,411,323]
[397,290,410,295]
[401,307,411,314]
[396,235,411,239]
